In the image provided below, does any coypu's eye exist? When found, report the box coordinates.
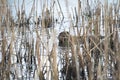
[66,32,69,34]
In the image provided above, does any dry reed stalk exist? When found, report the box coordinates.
[0,0,7,16]
[1,2,15,78]
[74,7,78,29]
[28,0,35,18]
[0,0,7,33]
[64,52,69,79]
[70,36,80,80]
[1,27,8,79]
[89,32,113,53]
[78,0,81,18]
[77,47,84,68]
[112,31,120,80]
[7,27,15,79]
[97,60,103,80]
[118,43,120,80]
[103,1,109,79]
[84,36,93,80]
[0,0,119,79]
[77,44,85,79]
[88,36,102,80]
[56,0,64,20]
[86,53,93,80]
[8,41,13,79]
[51,43,58,80]
[89,36,102,54]
[35,37,42,78]
[93,17,99,36]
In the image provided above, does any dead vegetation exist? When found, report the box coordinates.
[0,0,120,80]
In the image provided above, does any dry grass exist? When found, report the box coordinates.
[0,0,120,80]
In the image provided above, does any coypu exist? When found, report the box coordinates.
[58,32,105,48]
[41,8,53,28]
[58,31,85,47]
[58,31,71,47]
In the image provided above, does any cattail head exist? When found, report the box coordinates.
[41,8,53,28]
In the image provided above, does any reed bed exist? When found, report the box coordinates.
[0,0,120,80]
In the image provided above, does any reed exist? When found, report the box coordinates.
[0,0,119,80]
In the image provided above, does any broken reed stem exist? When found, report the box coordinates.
[57,0,64,19]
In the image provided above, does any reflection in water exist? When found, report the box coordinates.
[10,56,37,80]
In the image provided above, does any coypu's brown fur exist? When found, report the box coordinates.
[58,31,85,47]
[58,31,71,47]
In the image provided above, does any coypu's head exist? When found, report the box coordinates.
[58,31,71,47]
